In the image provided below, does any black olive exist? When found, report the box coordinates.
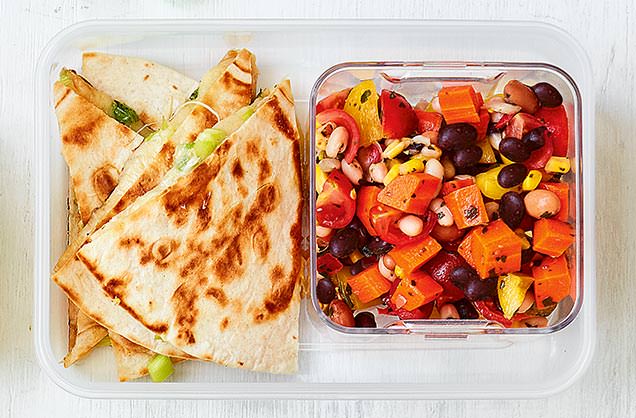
[532,82,563,108]
[328,228,360,258]
[497,163,528,188]
[349,256,377,276]
[451,146,483,169]
[499,137,531,162]
[354,311,377,328]
[450,266,497,301]
[453,299,479,319]
[316,278,336,304]
[438,123,478,151]
[499,191,525,229]
[522,127,547,151]
[361,237,393,257]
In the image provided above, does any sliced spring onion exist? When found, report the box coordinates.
[194,127,227,158]
[239,106,255,122]
[96,335,111,347]
[147,354,174,382]
[111,100,140,126]
[59,68,73,87]
[188,87,199,101]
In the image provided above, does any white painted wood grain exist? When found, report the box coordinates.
[0,0,633,416]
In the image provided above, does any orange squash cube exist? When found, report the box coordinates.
[533,218,575,257]
[532,255,571,309]
[458,219,523,279]
[444,184,489,229]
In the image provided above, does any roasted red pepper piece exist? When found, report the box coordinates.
[356,186,382,236]
[379,90,418,139]
[316,253,343,275]
[535,105,569,157]
[414,110,443,135]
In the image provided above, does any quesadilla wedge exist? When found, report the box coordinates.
[76,80,302,373]
[52,50,258,359]
[54,82,145,225]
[82,52,199,126]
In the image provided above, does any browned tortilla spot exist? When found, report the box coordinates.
[163,163,215,227]
[220,71,252,93]
[191,106,219,134]
[246,140,259,160]
[172,280,200,344]
[206,287,228,306]
[231,159,244,180]
[263,95,297,142]
[92,164,119,203]
[143,74,150,81]
[263,264,296,317]
[252,223,270,260]
[220,317,229,331]
[62,110,105,147]
[172,84,178,90]
[118,236,144,249]
[211,183,279,284]
[258,157,272,183]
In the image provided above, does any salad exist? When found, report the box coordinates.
[314,76,574,329]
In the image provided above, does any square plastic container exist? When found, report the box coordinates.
[34,19,595,400]
[309,62,584,336]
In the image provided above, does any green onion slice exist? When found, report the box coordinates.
[147,354,174,382]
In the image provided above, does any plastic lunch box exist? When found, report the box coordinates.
[33,19,596,400]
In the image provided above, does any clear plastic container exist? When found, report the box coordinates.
[34,19,596,399]
[309,62,583,335]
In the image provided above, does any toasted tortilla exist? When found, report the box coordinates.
[52,50,258,359]
[82,52,199,125]
[64,186,108,366]
[77,81,302,373]
[54,83,145,224]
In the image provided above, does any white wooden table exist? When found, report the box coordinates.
[1,0,633,416]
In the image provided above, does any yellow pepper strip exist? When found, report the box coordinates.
[522,170,542,191]
[498,273,534,319]
[383,164,401,186]
[544,156,571,174]
[399,159,425,175]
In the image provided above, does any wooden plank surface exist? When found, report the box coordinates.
[0,0,632,416]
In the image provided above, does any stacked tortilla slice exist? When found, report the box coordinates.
[53,49,260,379]
[53,50,303,378]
